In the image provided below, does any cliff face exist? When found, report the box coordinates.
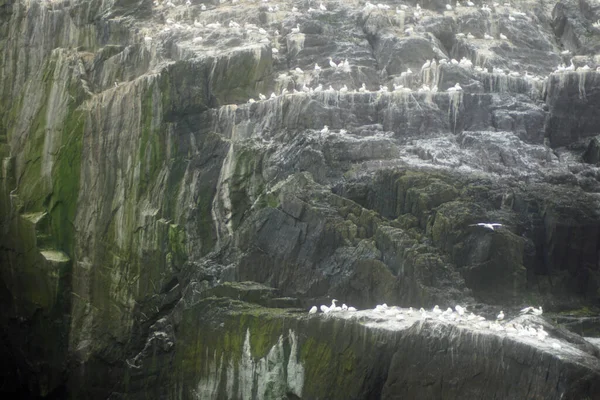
[0,0,600,398]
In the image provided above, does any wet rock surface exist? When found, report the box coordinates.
[0,0,600,398]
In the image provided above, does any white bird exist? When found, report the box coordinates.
[552,342,562,350]
[144,36,153,42]
[447,83,463,92]
[319,2,327,11]
[270,92,276,99]
[339,129,347,134]
[396,314,405,320]
[497,311,505,320]
[433,305,442,314]
[258,93,266,100]
[309,306,318,314]
[248,98,255,103]
[314,63,321,71]
[508,15,515,21]
[358,83,367,92]
[446,4,453,10]
[294,67,303,74]
[407,307,414,315]
[500,33,508,40]
[320,305,330,313]
[340,84,348,92]
[467,1,474,6]
[422,59,431,69]
[348,306,357,312]
[291,24,300,34]
[455,305,466,315]
[321,125,329,135]
[342,304,348,311]
[484,33,493,40]
[200,3,207,10]
[329,57,337,68]
[313,84,323,92]
[467,32,475,39]
[192,36,203,43]
[456,33,466,38]
[194,19,203,28]
[469,223,502,230]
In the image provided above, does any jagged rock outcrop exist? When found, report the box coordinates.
[1,0,600,398]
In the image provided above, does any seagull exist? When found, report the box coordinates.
[497,311,505,320]
[469,223,502,230]
[309,306,318,314]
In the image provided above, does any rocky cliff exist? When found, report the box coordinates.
[1,0,600,398]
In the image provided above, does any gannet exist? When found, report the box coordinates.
[194,19,203,28]
[291,24,300,34]
[450,58,459,65]
[339,129,347,134]
[340,84,348,92]
[484,33,493,40]
[192,36,203,43]
[292,6,299,12]
[270,92,276,99]
[342,304,348,311]
[379,85,389,93]
[321,125,329,134]
[320,305,330,313]
[565,59,575,71]
[313,84,323,92]
[314,63,321,71]
[144,36,152,42]
[319,2,327,11]
[455,305,465,315]
[469,222,502,230]
[467,32,475,39]
[446,4,453,10]
[393,83,403,91]
[500,33,508,40]
[467,1,474,6]
[407,307,414,315]
[248,98,255,103]
[520,306,543,315]
[358,83,367,92]
[348,306,357,312]
[258,93,267,100]
[309,306,318,314]
[497,311,505,320]
[577,65,591,71]
[329,57,337,68]
[433,305,442,314]
[456,33,466,38]
[508,15,515,21]
[201,4,207,10]
[294,67,303,73]
[327,85,335,92]
[272,48,279,54]
[422,59,431,69]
